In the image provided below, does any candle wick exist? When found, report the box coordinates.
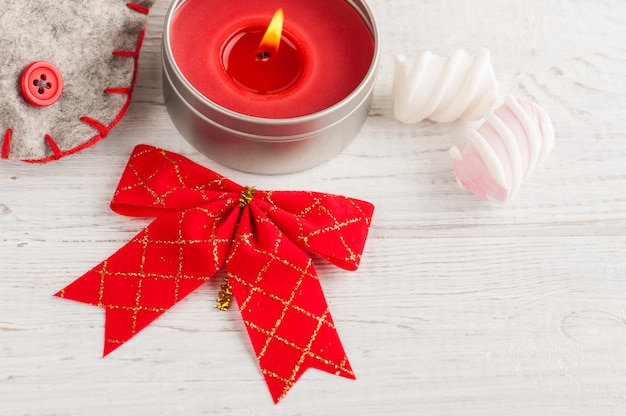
[256,51,271,61]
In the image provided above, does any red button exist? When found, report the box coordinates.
[20,61,64,107]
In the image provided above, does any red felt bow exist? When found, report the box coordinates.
[56,144,374,403]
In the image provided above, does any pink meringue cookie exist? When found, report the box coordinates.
[449,95,555,202]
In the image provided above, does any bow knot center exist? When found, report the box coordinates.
[239,187,256,207]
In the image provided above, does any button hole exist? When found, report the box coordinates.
[41,74,47,81]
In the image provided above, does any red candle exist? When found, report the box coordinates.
[169,0,376,118]
[222,9,305,95]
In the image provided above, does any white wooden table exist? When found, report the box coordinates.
[2,1,625,414]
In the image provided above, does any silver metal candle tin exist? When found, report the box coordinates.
[162,0,379,174]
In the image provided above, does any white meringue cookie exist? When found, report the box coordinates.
[393,48,498,123]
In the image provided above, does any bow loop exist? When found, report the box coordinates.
[111,144,243,217]
[255,191,374,271]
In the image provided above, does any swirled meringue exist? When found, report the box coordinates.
[393,48,498,123]
[449,95,555,202]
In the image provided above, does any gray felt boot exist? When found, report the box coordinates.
[0,0,155,162]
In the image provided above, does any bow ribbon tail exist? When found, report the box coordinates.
[226,204,354,403]
[55,206,239,356]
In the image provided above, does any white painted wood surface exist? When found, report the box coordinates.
[2,0,626,414]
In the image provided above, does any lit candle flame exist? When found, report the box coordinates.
[258,8,284,59]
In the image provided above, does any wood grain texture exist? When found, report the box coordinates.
[2,0,625,415]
